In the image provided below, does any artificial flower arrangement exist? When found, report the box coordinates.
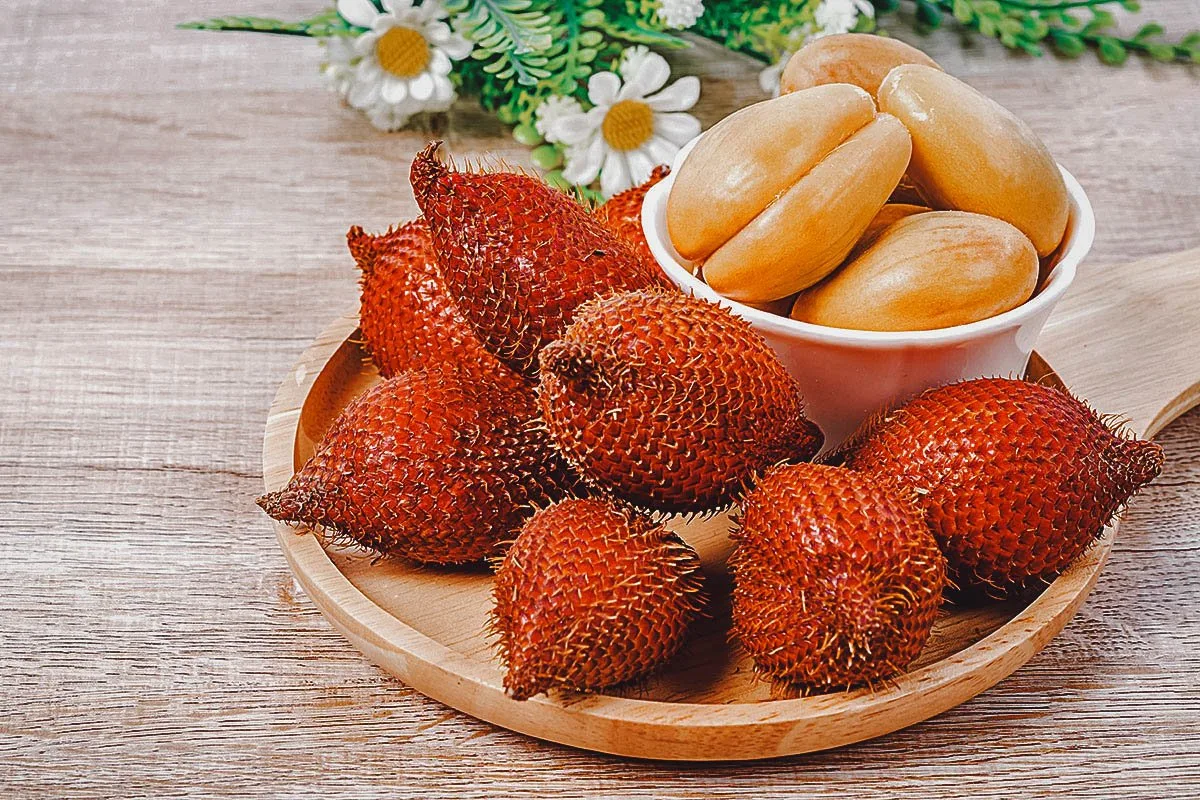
[183,0,1198,199]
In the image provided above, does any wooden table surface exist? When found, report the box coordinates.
[3,1,1199,796]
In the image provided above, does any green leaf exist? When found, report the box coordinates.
[178,11,363,37]
[601,14,689,48]
[1133,23,1164,41]
[512,122,543,145]
[1097,36,1128,64]
[531,144,562,170]
[446,0,556,86]
[1049,29,1086,57]
[543,169,572,191]
[1146,43,1176,61]
[916,0,943,28]
[1022,16,1050,40]
[952,0,974,25]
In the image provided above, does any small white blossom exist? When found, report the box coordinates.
[548,49,701,197]
[813,0,875,37]
[535,95,585,142]
[335,0,472,131]
[657,0,705,30]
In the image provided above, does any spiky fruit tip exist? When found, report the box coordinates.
[843,377,1165,594]
[537,290,823,514]
[410,141,673,377]
[492,497,706,700]
[258,364,573,565]
[347,216,515,384]
[731,463,946,692]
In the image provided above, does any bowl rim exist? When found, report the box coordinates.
[641,144,1095,348]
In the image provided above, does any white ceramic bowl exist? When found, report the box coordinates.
[642,140,1096,448]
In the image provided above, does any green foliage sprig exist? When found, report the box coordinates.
[178,8,361,37]
[884,0,1200,64]
[180,0,1197,196]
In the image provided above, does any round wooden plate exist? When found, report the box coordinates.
[261,249,1200,761]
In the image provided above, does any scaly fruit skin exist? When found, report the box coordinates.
[593,165,670,268]
[731,463,946,691]
[843,377,1165,593]
[257,364,571,564]
[492,497,705,700]
[538,290,823,513]
[348,218,510,382]
[410,142,671,377]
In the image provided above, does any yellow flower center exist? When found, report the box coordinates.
[601,100,654,152]
[375,26,431,78]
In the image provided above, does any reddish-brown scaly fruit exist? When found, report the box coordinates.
[348,218,511,382]
[492,497,705,700]
[843,377,1164,593]
[538,290,823,513]
[257,364,572,564]
[410,141,671,377]
[731,463,946,691]
[593,165,670,268]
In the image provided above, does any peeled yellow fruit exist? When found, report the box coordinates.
[878,65,1069,257]
[781,33,941,98]
[667,84,911,304]
[790,211,1039,332]
[857,203,930,251]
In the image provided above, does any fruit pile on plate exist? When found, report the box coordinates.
[260,96,1162,700]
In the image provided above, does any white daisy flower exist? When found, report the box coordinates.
[535,95,585,141]
[657,0,705,30]
[549,50,701,198]
[336,0,472,129]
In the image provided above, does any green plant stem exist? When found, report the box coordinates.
[176,23,314,36]
[991,0,1121,10]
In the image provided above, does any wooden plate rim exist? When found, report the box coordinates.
[262,312,1121,759]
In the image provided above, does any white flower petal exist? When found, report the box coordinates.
[348,78,382,109]
[562,136,606,185]
[622,51,670,99]
[367,102,414,132]
[654,112,701,145]
[619,46,653,81]
[551,109,600,146]
[643,134,679,165]
[658,0,705,29]
[381,0,414,14]
[429,48,452,76]
[626,149,656,187]
[430,76,455,105]
[356,59,382,82]
[409,71,435,101]
[380,78,409,104]
[441,34,473,60]
[325,36,357,61]
[587,71,621,107]
[353,31,379,56]
[600,150,632,198]
[645,76,699,112]
[338,0,380,29]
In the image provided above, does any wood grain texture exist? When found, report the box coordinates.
[1,0,1198,795]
